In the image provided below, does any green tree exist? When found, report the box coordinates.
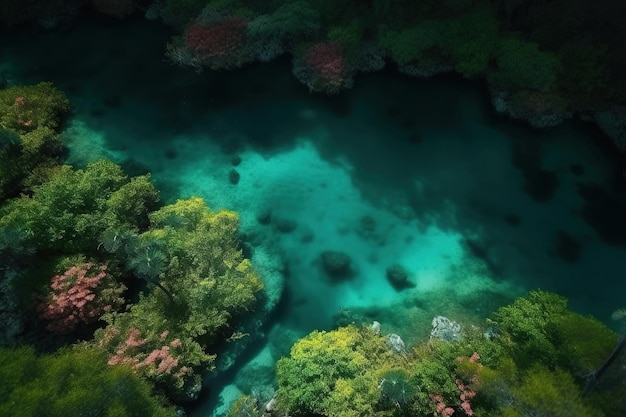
[276,325,399,417]
[490,37,562,92]
[95,197,263,398]
[503,366,601,417]
[492,290,617,372]
[0,82,70,135]
[0,345,175,417]
[0,160,157,254]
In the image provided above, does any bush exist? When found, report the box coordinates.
[491,290,618,372]
[0,345,175,417]
[0,82,70,135]
[490,38,562,92]
[0,160,158,254]
[37,262,126,334]
[276,325,399,417]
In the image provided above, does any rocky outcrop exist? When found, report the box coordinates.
[489,88,573,129]
[430,316,462,342]
[386,333,406,354]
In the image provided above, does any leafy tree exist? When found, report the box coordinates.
[379,20,442,67]
[0,83,68,200]
[490,37,562,92]
[0,82,70,135]
[37,262,126,334]
[229,394,263,417]
[0,345,175,417]
[503,365,601,417]
[438,8,499,78]
[247,0,320,42]
[0,160,157,254]
[95,197,263,399]
[491,290,617,372]
[276,325,400,417]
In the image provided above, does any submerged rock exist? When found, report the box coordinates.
[385,264,414,291]
[230,155,242,166]
[256,209,272,225]
[275,218,297,233]
[359,215,376,233]
[320,250,352,279]
[228,168,240,185]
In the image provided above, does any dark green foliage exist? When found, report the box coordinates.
[438,8,499,78]
[490,37,562,92]
[105,175,159,229]
[0,345,175,417]
[0,82,69,200]
[0,82,70,135]
[98,225,138,255]
[491,290,617,373]
[379,21,442,67]
[248,0,320,41]
[379,369,414,409]
[379,5,500,76]
[0,224,34,269]
[126,238,169,281]
[229,395,263,417]
[503,365,601,417]
[0,160,157,255]
[162,0,209,25]
[0,126,20,152]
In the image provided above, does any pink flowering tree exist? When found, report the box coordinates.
[37,263,125,334]
[167,16,251,70]
[293,41,351,94]
[453,352,482,416]
[419,351,482,417]
[97,325,201,394]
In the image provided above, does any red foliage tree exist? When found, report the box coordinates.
[38,263,125,334]
[183,17,248,69]
[298,41,347,94]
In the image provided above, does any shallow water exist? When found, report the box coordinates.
[3,16,626,416]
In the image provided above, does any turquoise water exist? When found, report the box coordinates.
[3,16,626,416]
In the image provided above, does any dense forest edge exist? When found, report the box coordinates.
[2,1,626,416]
[1,0,625,150]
